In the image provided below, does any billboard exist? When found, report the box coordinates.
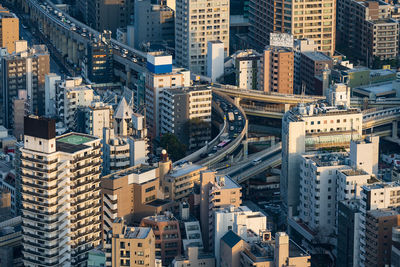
[270,33,294,48]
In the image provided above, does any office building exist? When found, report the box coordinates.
[175,0,229,75]
[76,0,132,34]
[134,0,174,49]
[172,246,215,267]
[1,41,49,128]
[160,86,212,150]
[214,205,267,266]
[101,164,171,235]
[163,162,207,202]
[230,49,261,90]
[105,218,155,267]
[294,39,318,93]
[249,0,335,55]
[84,31,114,84]
[299,51,333,95]
[281,98,362,217]
[140,213,182,266]
[261,47,294,94]
[145,52,191,138]
[337,199,362,267]
[337,0,399,62]
[0,5,18,54]
[207,40,225,83]
[21,116,102,266]
[199,171,242,251]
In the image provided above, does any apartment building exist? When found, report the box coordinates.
[207,40,225,82]
[140,213,182,266]
[214,206,267,266]
[199,171,242,251]
[359,182,400,266]
[175,0,229,75]
[0,5,19,54]
[281,93,362,217]
[21,117,102,266]
[392,226,400,266]
[145,52,191,138]
[364,208,400,266]
[0,41,49,128]
[231,50,262,90]
[337,0,399,62]
[178,202,204,251]
[105,218,155,267]
[101,164,171,235]
[160,86,212,150]
[261,47,294,94]
[299,51,333,95]
[249,0,335,55]
[294,39,318,93]
[75,102,113,139]
[134,0,174,49]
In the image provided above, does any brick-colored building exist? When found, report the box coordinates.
[140,213,182,266]
[0,5,19,54]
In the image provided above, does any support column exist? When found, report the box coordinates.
[393,120,398,139]
[72,41,78,66]
[126,67,131,87]
[61,35,68,57]
[234,97,241,106]
[68,38,73,63]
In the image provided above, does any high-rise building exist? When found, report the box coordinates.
[101,163,171,235]
[76,0,132,34]
[261,47,294,94]
[105,218,155,267]
[160,86,212,150]
[0,5,19,54]
[1,41,50,128]
[75,102,113,138]
[281,98,362,217]
[207,40,225,83]
[230,49,262,90]
[199,171,242,251]
[145,52,191,138]
[293,39,318,93]
[175,0,229,75]
[12,90,29,140]
[20,116,102,266]
[134,0,175,50]
[140,213,182,265]
[249,0,336,55]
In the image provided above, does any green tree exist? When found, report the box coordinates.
[160,133,187,161]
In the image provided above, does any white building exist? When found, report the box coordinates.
[44,73,61,116]
[350,136,379,177]
[175,0,229,75]
[231,49,262,90]
[214,205,267,267]
[21,116,102,266]
[76,102,113,139]
[145,52,191,138]
[207,41,225,83]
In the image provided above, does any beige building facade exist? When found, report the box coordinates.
[0,5,19,54]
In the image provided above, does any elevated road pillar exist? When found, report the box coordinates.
[393,120,398,139]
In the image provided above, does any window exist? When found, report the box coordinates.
[138,243,142,247]
[120,242,125,249]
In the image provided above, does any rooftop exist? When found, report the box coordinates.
[143,212,178,223]
[339,168,369,176]
[306,153,347,167]
[302,51,332,61]
[368,207,400,218]
[124,226,151,239]
[221,230,242,248]
[56,133,97,153]
[103,164,158,180]
[168,163,205,178]
[213,175,241,190]
[362,181,400,191]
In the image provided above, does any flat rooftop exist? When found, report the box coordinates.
[168,163,205,178]
[56,133,97,153]
[306,153,347,167]
[340,168,369,176]
[363,181,400,191]
[302,51,332,61]
[214,175,241,190]
[125,226,151,239]
[103,164,158,180]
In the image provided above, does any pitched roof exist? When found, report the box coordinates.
[114,97,134,119]
[221,230,242,248]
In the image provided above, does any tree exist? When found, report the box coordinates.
[159,133,187,161]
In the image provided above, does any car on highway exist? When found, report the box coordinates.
[230,126,234,131]
[252,158,262,165]
[234,110,239,115]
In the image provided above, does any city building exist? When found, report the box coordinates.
[76,0,132,34]
[294,39,319,93]
[249,0,336,55]
[163,162,207,202]
[299,51,333,95]
[145,52,191,138]
[230,49,261,90]
[12,90,29,140]
[44,73,61,117]
[261,47,294,94]
[359,182,400,266]
[160,86,212,150]
[1,41,49,128]
[175,0,229,75]
[0,216,23,267]
[199,171,242,251]
[172,246,215,267]
[337,0,399,63]
[20,116,102,266]
[281,96,363,217]
[101,164,171,235]
[75,102,113,138]
[84,31,114,84]
[392,226,400,266]
[207,40,225,83]
[105,218,155,267]
[133,0,174,50]
[363,208,400,266]
[0,5,19,54]
[214,205,267,266]
[337,199,362,267]
[178,202,204,251]
[140,213,182,266]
